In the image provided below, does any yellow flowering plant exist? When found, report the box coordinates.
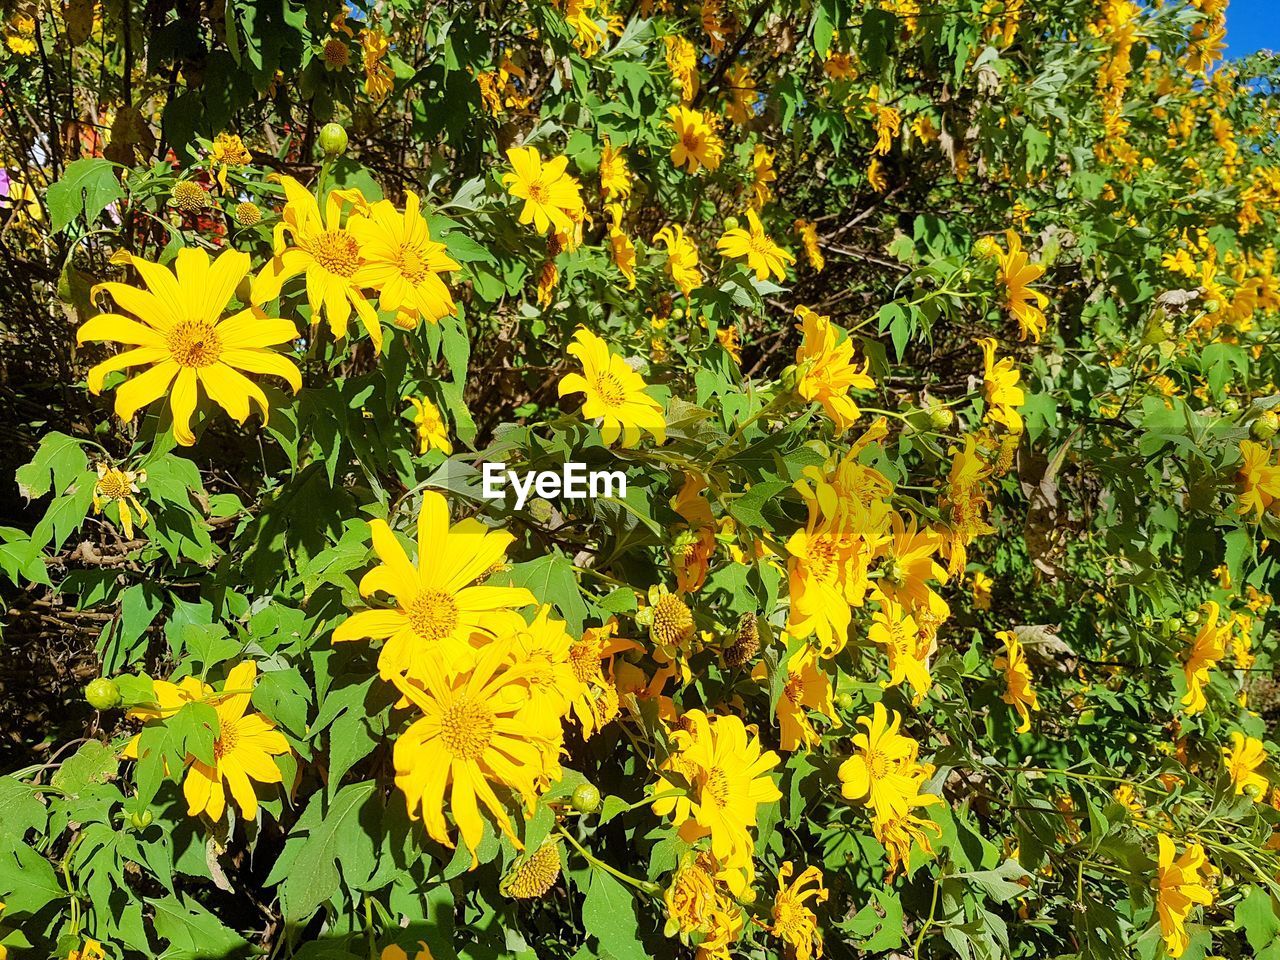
[3,2,1280,959]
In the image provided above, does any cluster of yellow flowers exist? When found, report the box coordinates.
[78,175,461,447]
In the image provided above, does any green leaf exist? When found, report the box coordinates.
[1236,885,1280,959]
[496,550,588,634]
[581,867,646,960]
[47,158,125,233]
[272,781,378,922]
[50,740,118,796]
[15,432,87,500]
[149,893,250,960]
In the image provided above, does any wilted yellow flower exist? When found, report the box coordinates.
[874,796,942,880]
[794,219,825,272]
[867,157,888,192]
[558,327,666,447]
[767,862,827,960]
[870,595,933,705]
[994,630,1039,733]
[93,463,148,540]
[361,27,394,103]
[207,133,252,192]
[664,34,698,101]
[80,249,301,446]
[605,203,636,289]
[599,138,632,200]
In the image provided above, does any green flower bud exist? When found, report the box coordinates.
[1250,410,1278,441]
[85,677,121,710]
[571,783,602,814]
[318,122,349,158]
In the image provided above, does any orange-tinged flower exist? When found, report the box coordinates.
[668,106,724,173]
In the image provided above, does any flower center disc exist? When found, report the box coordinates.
[407,589,458,642]
[213,717,239,760]
[866,748,891,781]
[168,321,222,368]
[700,766,731,808]
[97,471,128,499]
[312,229,360,277]
[527,180,551,205]
[398,244,429,284]
[440,698,495,760]
[593,372,628,408]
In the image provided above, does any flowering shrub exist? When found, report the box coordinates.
[2,1,1280,959]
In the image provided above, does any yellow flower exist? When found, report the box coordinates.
[697,904,744,960]
[599,139,632,200]
[1181,601,1228,715]
[512,605,584,725]
[1223,732,1268,800]
[558,327,666,447]
[869,99,901,156]
[1113,783,1144,818]
[824,50,858,80]
[750,144,777,208]
[67,938,106,960]
[755,646,839,752]
[348,189,460,330]
[389,636,561,867]
[716,325,741,364]
[605,203,636,289]
[794,219,825,272]
[654,224,703,297]
[838,702,934,820]
[977,337,1024,433]
[251,175,385,353]
[671,472,717,593]
[207,133,252,191]
[502,146,586,236]
[182,662,291,823]
[664,34,699,101]
[93,462,148,540]
[651,709,782,869]
[768,862,827,960]
[873,511,948,614]
[567,619,637,739]
[867,157,888,192]
[5,14,36,56]
[873,796,942,880]
[971,570,993,610]
[996,230,1049,341]
[361,27,394,103]
[380,943,434,960]
[1155,835,1215,959]
[1237,440,1280,519]
[79,249,301,446]
[407,396,451,455]
[939,435,995,576]
[785,510,865,656]
[333,492,535,679]
[668,106,724,174]
[717,209,795,282]
[663,854,719,939]
[994,630,1039,733]
[724,64,756,126]
[563,0,606,56]
[870,595,933,705]
[794,305,875,434]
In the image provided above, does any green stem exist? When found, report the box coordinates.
[555,826,657,894]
